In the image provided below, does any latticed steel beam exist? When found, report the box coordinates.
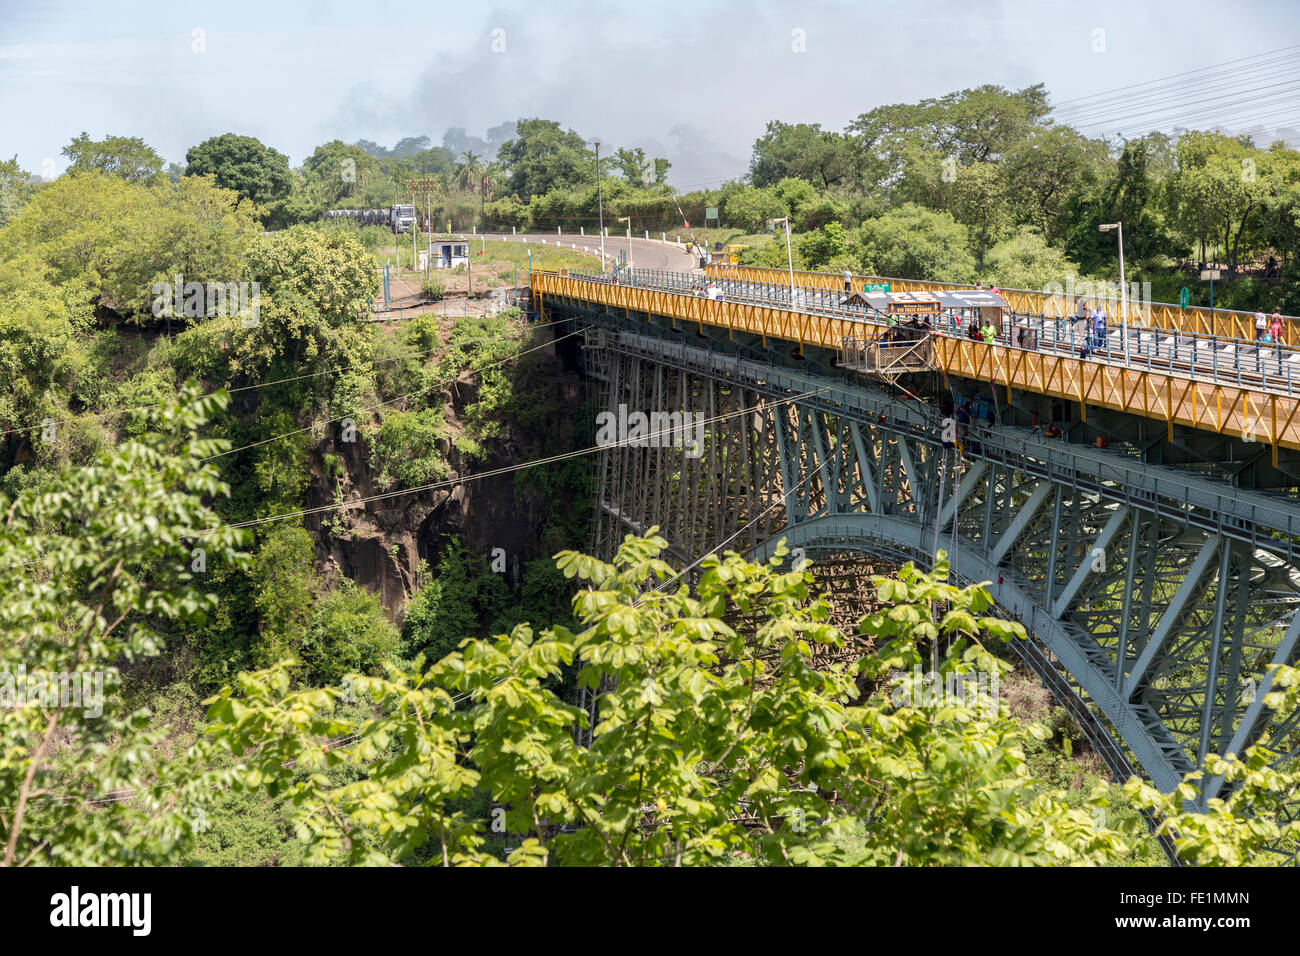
[572,315,1300,810]
[990,482,1051,565]
[1125,536,1222,696]
[1053,506,1130,619]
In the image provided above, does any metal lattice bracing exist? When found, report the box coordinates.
[567,312,1300,814]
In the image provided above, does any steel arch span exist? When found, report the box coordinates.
[575,316,1300,815]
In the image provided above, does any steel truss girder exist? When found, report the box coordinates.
[576,319,1300,802]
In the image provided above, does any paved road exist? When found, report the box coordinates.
[478,232,702,273]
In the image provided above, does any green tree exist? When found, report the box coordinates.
[0,156,37,227]
[750,121,854,189]
[300,140,386,209]
[858,204,975,282]
[455,150,486,192]
[1003,125,1110,238]
[950,159,1010,271]
[0,386,248,865]
[185,133,294,207]
[61,131,166,184]
[613,146,670,188]
[301,579,398,687]
[722,185,787,232]
[0,255,94,441]
[206,536,1132,866]
[983,229,1093,291]
[185,225,379,384]
[796,220,855,271]
[400,540,503,662]
[0,170,260,320]
[498,119,595,199]
[1166,131,1277,273]
[249,525,315,667]
[849,84,1050,196]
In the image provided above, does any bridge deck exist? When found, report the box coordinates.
[708,262,1294,343]
[533,268,1300,458]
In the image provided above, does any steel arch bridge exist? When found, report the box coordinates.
[545,279,1300,828]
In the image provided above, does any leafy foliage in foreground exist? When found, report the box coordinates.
[0,387,248,865]
[205,536,1135,866]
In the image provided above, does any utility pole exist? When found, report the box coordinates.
[407,176,437,275]
[594,140,606,270]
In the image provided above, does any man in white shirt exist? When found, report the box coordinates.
[1255,311,1267,342]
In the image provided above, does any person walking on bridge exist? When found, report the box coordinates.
[843,269,852,293]
[1093,307,1107,353]
[1271,310,1284,347]
[1255,310,1268,343]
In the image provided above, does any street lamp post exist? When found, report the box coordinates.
[618,216,633,274]
[1100,222,1127,362]
[594,141,606,271]
[773,217,794,306]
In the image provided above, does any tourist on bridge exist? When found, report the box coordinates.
[980,320,997,343]
[843,269,852,292]
[1271,310,1284,346]
[1074,308,1091,357]
[1093,307,1107,352]
[1255,310,1268,342]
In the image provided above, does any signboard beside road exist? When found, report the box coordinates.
[863,282,890,294]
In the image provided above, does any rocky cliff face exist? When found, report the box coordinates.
[301,334,581,620]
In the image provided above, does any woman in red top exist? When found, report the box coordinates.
[1271,312,1284,345]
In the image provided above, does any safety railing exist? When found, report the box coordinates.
[554,267,1300,399]
[705,261,1298,343]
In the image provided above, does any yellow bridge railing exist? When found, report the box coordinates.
[706,263,1291,344]
[533,270,1300,460]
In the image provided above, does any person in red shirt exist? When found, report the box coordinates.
[1271,311,1285,346]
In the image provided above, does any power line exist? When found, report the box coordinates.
[1049,45,1300,141]
[1052,43,1300,109]
[1069,78,1300,133]
[208,384,833,535]
[5,387,834,815]
[199,325,580,463]
[0,316,565,441]
[1055,53,1300,122]
[1063,69,1300,128]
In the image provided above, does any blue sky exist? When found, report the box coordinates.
[2,0,1298,187]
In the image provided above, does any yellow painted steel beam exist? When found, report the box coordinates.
[533,272,1300,453]
[706,263,1288,344]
